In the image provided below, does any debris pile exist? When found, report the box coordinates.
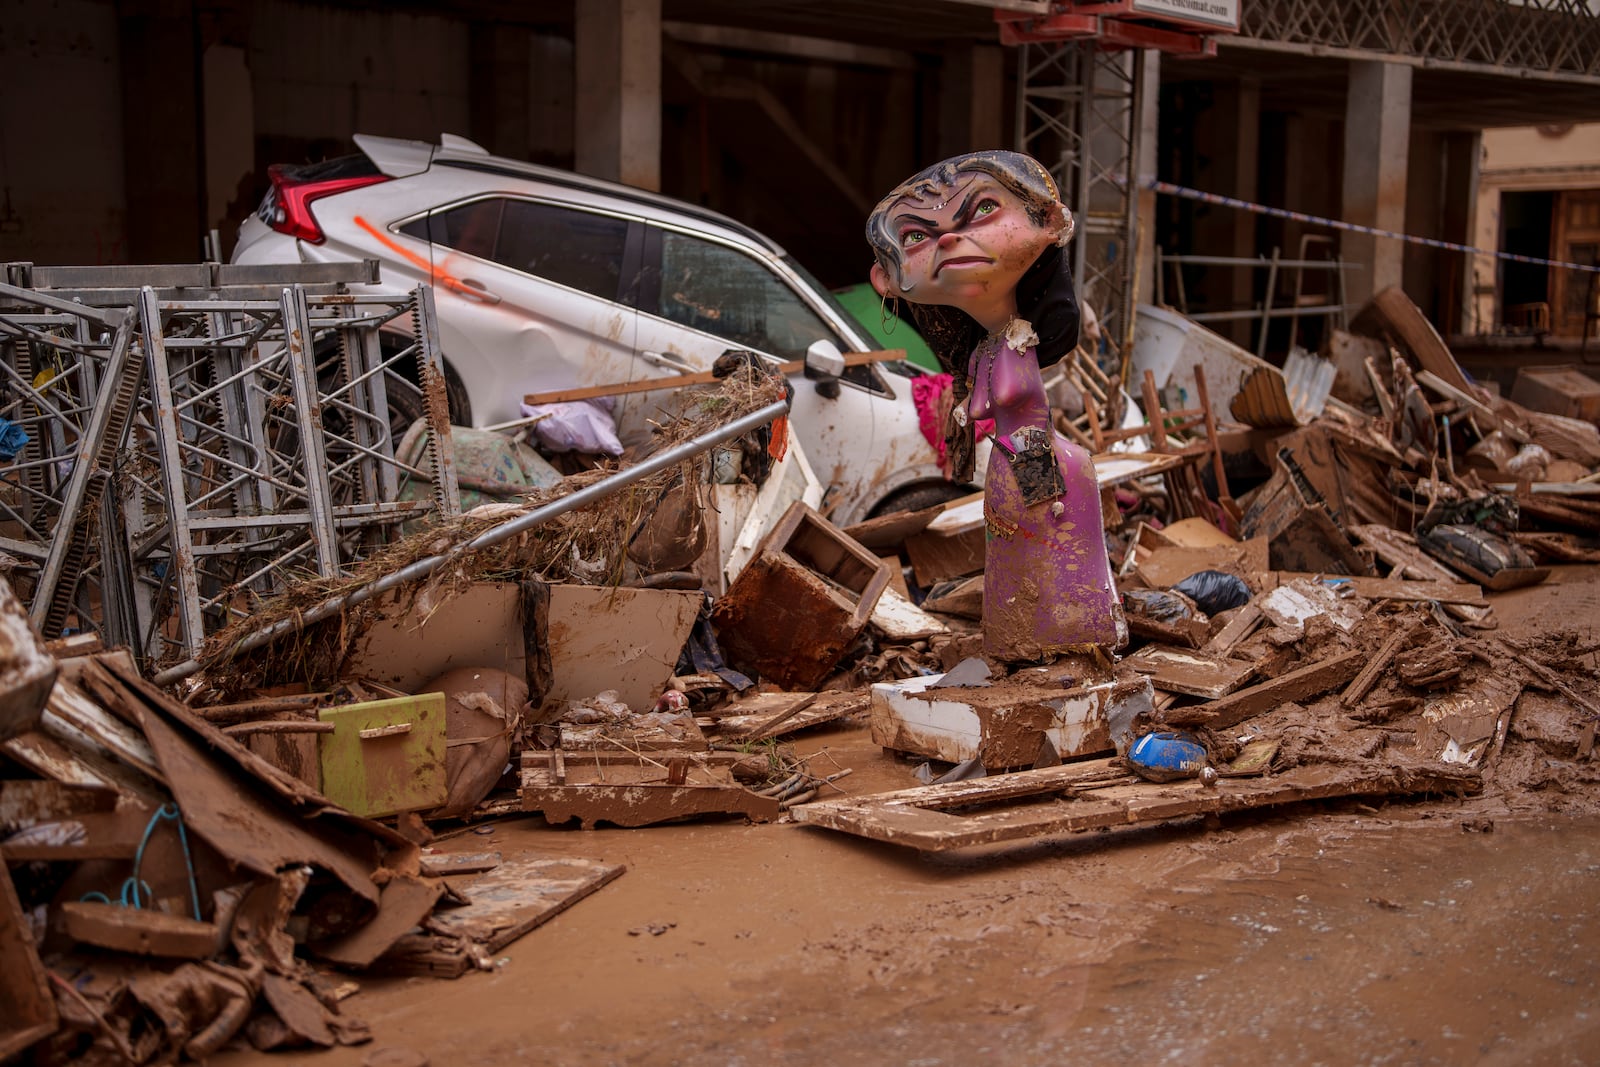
[5,259,1600,1060]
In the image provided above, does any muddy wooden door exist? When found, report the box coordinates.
[1551,190,1600,337]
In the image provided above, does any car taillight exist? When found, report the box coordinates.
[265,165,388,243]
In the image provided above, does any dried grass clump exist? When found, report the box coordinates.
[190,370,785,694]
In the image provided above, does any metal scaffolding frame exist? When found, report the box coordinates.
[1236,0,1600,83]
[1015,40,1145,360]
[0,263,459,665]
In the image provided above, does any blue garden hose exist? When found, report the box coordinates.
[80,802,201,920]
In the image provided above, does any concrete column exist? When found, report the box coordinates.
[1224,78,1260,319]
[939,43,1005,156]
[575,0,661,190]
[1341,60,1412,305]
[1442,131,1483,335]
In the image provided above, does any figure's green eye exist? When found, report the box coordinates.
[902,232,926,247]
[976,200,999,216]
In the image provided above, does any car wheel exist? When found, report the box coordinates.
[867,481,976,519]
[315,336,472,441]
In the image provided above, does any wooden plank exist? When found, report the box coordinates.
[1201,603,1263,655]
[420,851,502,878]
[1342,621,1424,707]
[314,874,444,969]
[522,781,782,828]
[0,864,56,1060]
[1268,573,1485,606]
[377,856,625,978]
[1165,649,1366,731]
[709,691,870,742]
[1369,286,1474,394]
[1122,645,1258,699]
[522,348,905,406]
[1348,524,1495,626]
[61,900,219,959]
[791,758,1479,852]
[1415,370,1529,444]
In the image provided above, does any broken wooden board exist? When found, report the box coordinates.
[1122,645,1259,699]
[314,873,445,970]
[60,900,220,959]
[871,587,950,642]
[1164,649,1366,731]
[905,501,986,586]
[920,574,983,619]
[0,863,55,1060]
[1135,540,1270,590]
[558,717,707,753]
[712,502,891,691]
[377,856,626,978]
[791,756,1479,852]
[1348,525,1495,627]
[342,581,527,694]
[1415,674,1524,767]
[0,779,118,829]
[521,748,741,788]
[522,781,781,828]
[520,748,782,827]
[419,851,502,878]
[870,673,1150,768]
[544,585,702,712]
[1362,286,1475,395]
[1091,450,1188,488]
[704,690,869,743]
[1265,573,1486,607]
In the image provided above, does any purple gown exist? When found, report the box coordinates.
[967,323,1126,660]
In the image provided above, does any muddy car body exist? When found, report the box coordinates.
[232,133,969,525]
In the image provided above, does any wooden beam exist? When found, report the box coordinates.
[1165,649,1366,731]
[522,349,905,407]
[1341,620,1424,707]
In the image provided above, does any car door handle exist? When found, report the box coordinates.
[641,349,695,372]
[456,278,501,305]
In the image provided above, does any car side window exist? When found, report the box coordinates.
[399,198,628,302]
[656,230,840,362]
[398,199,503,260]
[495,200,629,301]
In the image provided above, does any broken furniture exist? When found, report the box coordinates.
[1089,365,1232,523]
[317,693,447,819]
[711,501,891,690]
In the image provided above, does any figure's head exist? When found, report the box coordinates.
[865,150,1070,326]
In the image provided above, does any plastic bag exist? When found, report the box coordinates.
[519,397,624,455]
[1171,570,1252,616]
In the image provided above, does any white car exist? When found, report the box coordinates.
[232,132,969,525]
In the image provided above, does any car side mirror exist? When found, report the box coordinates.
[803,339,846,380]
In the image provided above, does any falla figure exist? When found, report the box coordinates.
[866,150,1126,661]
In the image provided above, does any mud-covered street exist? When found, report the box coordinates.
[211,568,1600,1067]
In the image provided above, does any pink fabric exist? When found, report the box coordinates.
[967,336,1125,659]
[910,373,995,477]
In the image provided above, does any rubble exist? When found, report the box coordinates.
[5,260,1600,1061]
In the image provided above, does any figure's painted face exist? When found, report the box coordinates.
[882,176,1057,313]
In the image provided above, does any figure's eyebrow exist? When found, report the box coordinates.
[892,212,941,230]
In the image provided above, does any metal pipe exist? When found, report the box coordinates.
[152,396,789,685]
